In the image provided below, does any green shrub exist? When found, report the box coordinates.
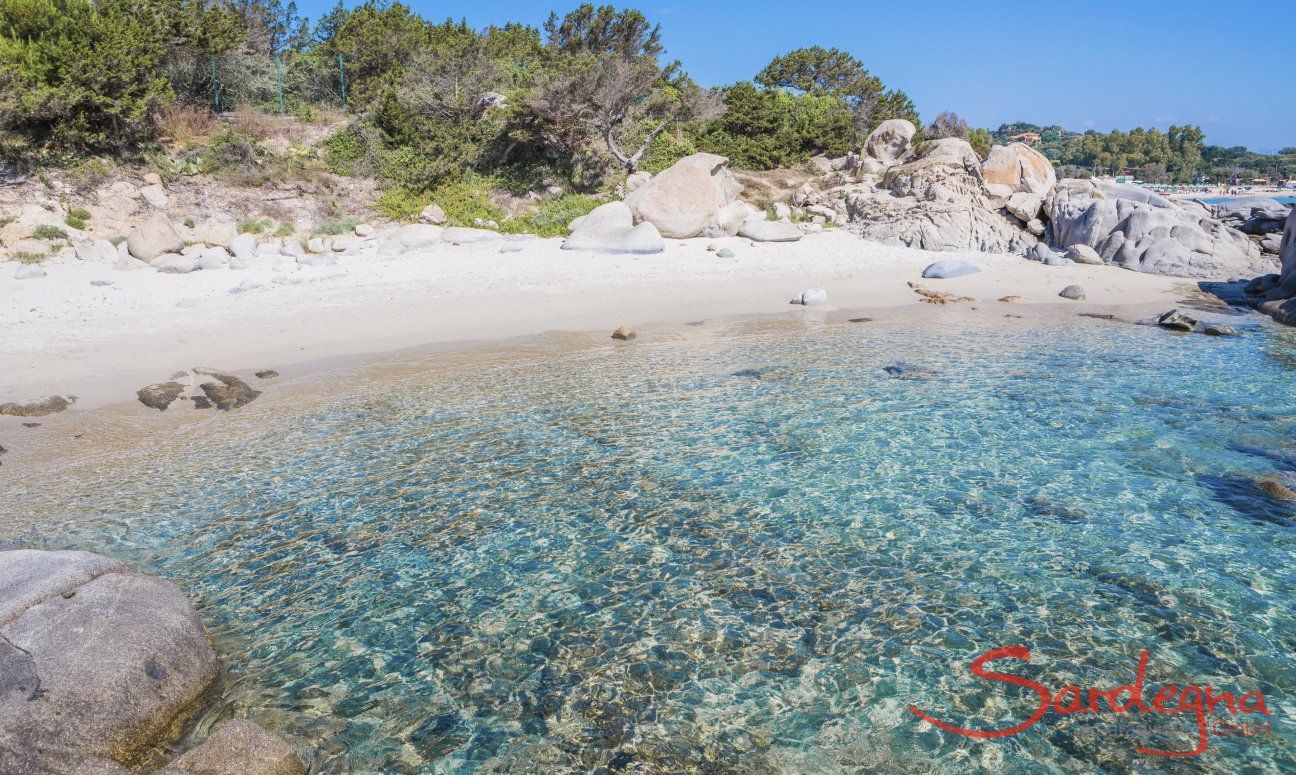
[65,216,87,231]
[324,127,371,176]
[374,188,432,222]
[14,251,46,264]
[0,1,171,156]
[67,207,92,221]
[501,194,602,238]
[183,218,196,229]
[427,175,504,227]
[206,131,260,173]
[237,220,270,235]
[32,224,67,240]
[273,222,295,238]
[692,82,858,170]
[109,235,126,246]
[315,217,361,236]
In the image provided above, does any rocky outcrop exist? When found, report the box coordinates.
[137,382,185,411]
[980,143,1057,195]
[0,549,219,774]
[1047,179,1271,278]
[624,153,743,238]
[562,202,664,254]
[1245,207,1296,324]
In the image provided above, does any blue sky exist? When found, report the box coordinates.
[296,0,1294,151]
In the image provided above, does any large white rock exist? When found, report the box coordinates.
[738,219,802,243]
[864,119,916,166]
[74,239,118,264]
[228,233,257,260]
[195,221,237,248]
[624,153,743,239]
[1048,178,1269,278]
[14,264,46,280]
[563,201,664,254]
[981,143,1057,196]
[150,253,198,274]
[126,214,184,262]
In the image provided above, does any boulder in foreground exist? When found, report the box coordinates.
[0,549,218,773]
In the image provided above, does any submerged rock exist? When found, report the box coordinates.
[883,363,939,381]
[1202,324,1237,337]
[255,370,280,380]
[156,719,304,775]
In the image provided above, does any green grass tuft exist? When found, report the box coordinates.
[32,224,67,240]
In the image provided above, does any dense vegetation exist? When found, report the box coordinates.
[0,0,918,194]
[1,1,1287,196]
[989,122,1296,184]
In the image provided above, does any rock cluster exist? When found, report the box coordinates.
[1048,180,1270,278]
[615,154,804,244]
[137,368,267,412]
[1244,207,1296,324]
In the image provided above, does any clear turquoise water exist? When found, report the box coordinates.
[4,311,1296,773]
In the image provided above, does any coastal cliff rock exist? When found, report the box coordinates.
[848,136,1029,253]
[0,549,219,774]
[1047,179,1271,278]
[624,153,743,238]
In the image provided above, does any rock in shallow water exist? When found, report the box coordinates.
[137,382,185,411]
[0,395,74,417]
[1156,309,1199,332]
[790,288,828,306]
[611,326,637,341]
[1058,284,1086,301]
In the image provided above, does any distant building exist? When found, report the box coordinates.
[1009,132,1042,144]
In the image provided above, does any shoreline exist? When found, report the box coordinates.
[1,230,1202,413]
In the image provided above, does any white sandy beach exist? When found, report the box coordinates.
[1,229,1196,411]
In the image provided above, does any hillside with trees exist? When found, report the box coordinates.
[987,122,1296,184]
[2,0,1288,217]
